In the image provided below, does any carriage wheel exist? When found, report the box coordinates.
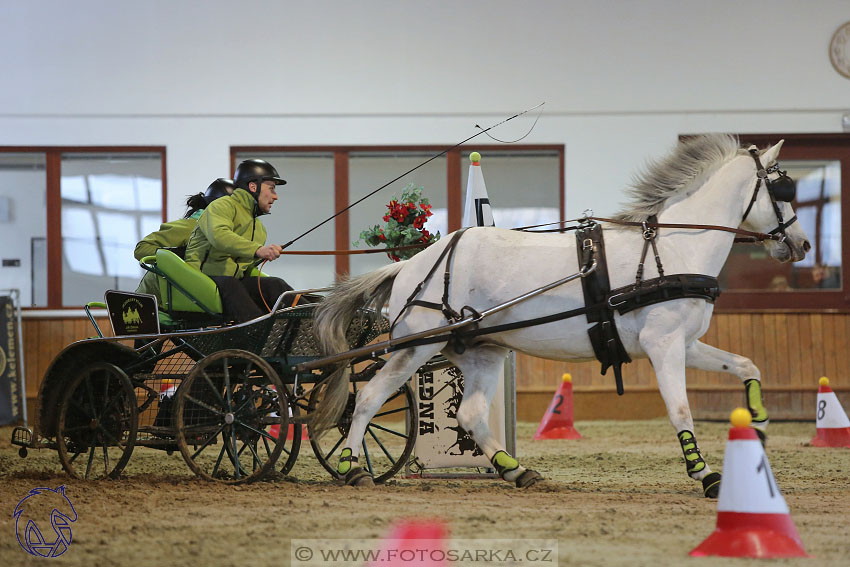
[308,378,417,484]
[175,349,291,484]
[56,362,138,480]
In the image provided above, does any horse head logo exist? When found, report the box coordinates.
[13,486,78,557]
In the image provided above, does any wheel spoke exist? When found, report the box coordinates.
[211,442,228,477]
[233,419,277,442]
[85,444,96,478]
[245,439,262,470]
[98,424,127,450]
[366,425,397,464]
[200,370,226,406]
[231,388,263,416]
[185,394,225,416]
[99,390,130,422]
[384,388,404,404]
[101,443,111,476]
[374,405,410,419]
[361,437,373,475]
[321,435,345,462]
[367,421,409,439]
[84,376,97,420]
[190,423,227,460]
[102,374,110,410]
[230,423,239,479]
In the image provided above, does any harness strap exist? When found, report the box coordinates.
[355,272,720,364]
[390,228,471,334]
[576,222,631,395]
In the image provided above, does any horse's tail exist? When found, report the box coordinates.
[310,260,407,436]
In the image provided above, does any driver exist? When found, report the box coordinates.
[184,159,294,323]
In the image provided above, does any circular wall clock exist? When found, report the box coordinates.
[830,21,850,79]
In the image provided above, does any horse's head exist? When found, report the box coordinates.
[739,140,810,263]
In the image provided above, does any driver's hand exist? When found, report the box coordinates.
[255,244,282,261]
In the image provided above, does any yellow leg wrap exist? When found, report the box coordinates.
[745,379,768,423]
[491,450,521,480]
[338,448,355,475]
[678,431,706,475]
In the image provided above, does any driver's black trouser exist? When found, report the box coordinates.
[211,275,293,323]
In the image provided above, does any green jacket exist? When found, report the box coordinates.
[134,211,202,300]
[185,189,266,278]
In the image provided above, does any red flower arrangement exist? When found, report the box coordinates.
[356,184,440,261]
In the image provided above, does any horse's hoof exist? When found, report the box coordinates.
[702,472,721,499]
[515,469,543,488]
[344,466,374,487]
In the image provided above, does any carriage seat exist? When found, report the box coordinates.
[146,249,223,315]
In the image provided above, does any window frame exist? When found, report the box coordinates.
[701,133,850,312]
[0,146,168,309]
[230,145,565,277]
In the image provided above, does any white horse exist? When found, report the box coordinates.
[311,134,810,496]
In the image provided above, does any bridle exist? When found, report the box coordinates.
[741,146,798,244]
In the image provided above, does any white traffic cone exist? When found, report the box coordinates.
[462,152,495,227]
[810,376,850,448]
[690,408,807,558]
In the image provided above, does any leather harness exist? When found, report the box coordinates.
[575,218,720,394]
[395,221,720,393]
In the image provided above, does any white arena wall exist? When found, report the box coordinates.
[0,0,847,222]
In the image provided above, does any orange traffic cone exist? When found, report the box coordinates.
[534,373,581,440]
[265,386,308,441]
[690,408,807,558]
[159,378,177,399]
[368,519,449,567]
[286,423,309,441]
[810,376,850,448]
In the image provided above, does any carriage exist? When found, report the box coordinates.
[11,248,420,484]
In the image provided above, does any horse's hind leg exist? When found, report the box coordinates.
[338,343,444,486]
[685,340,768,435]
[641,331,721,498]
[446,345,542,488]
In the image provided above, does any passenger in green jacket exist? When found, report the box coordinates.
[184,159,293,323]
[135,178,234,303]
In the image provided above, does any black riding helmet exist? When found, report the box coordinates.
[233,159,286,198]
[204,178,236,205]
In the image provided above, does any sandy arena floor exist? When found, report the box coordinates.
[1,420,848,567]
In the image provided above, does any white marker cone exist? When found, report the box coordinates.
[690,408,807,558]
[810,377,850,448]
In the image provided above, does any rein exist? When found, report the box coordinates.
[515,216,784,243]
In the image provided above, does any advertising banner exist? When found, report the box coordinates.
[0,295,23,425]
[412,355,515,472]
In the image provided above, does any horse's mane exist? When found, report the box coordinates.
[614,133,743,222]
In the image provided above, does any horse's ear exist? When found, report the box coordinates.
[761,139,785,164]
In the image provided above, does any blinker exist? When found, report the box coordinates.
[767,172,796,202]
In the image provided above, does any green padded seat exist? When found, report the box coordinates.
[155,249,223,314]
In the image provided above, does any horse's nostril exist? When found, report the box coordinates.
[802,240,811,253]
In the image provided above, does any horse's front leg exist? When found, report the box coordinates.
[641,328,721,498]
[685,340,768,435]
